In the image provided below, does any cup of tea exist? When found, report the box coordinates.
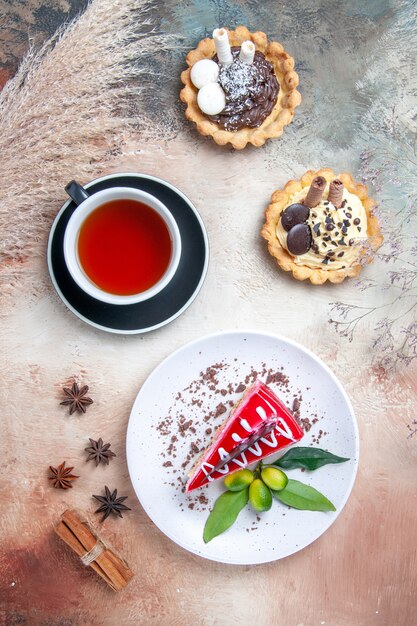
[63,180,182,304]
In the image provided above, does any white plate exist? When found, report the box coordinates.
[126,331,359,564]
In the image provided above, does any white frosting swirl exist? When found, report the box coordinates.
[276,184,368,270]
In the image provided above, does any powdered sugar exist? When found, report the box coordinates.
[211,48,279,131]
[219,59,260,101]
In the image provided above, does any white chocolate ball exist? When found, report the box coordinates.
[197,83,226,115]
[190,59,220,89]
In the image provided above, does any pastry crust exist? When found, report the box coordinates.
[180,26,301,149]
[261,168,384,284]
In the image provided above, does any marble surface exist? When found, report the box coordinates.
[1,1,416,625]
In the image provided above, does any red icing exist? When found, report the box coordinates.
[186,381,303,492]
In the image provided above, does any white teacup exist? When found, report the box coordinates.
[63,181,181,305]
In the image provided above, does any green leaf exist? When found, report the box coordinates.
[203,488,249,543]
[272,479,336,512]
[274,447,349,471]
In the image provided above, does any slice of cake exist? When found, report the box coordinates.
[186,381,303,492]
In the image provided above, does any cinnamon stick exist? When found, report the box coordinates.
[61,510,133,589]
[61,509,96,551]
[104,548,134,585]
[96,551,131,591]
[55,521,115,588]
[55,509,134,591]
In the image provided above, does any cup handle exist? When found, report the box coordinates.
[65,180,90,206]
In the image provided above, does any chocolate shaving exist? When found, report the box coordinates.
[304,176,326,208]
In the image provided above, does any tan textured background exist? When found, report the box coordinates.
[1,1,416,625]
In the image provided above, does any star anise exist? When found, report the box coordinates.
[93,486,131,522]
[60,382,93,415]
[85,438,116,466]
[49,461,79,489]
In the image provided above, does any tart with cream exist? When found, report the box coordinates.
[180,26,301,149]
[186,381,303,492]
[261,168,384,284]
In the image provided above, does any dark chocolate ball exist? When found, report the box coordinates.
[286,223,312,256]
[281,203,310,232]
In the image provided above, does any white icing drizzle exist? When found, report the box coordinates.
[216,447,230,474]
[230,451,248,468]
[258,392,279,415]
[199,392,297,483]
[247,441,263,456]
[258,389,296,441]
[240,418,252,432]
[260,431,278,448]
[201,461,215,482]
[255,406,267,419]
[276,417,296,442]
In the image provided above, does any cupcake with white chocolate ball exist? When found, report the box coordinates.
[261,168,383,284]
[180,26,301,149]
